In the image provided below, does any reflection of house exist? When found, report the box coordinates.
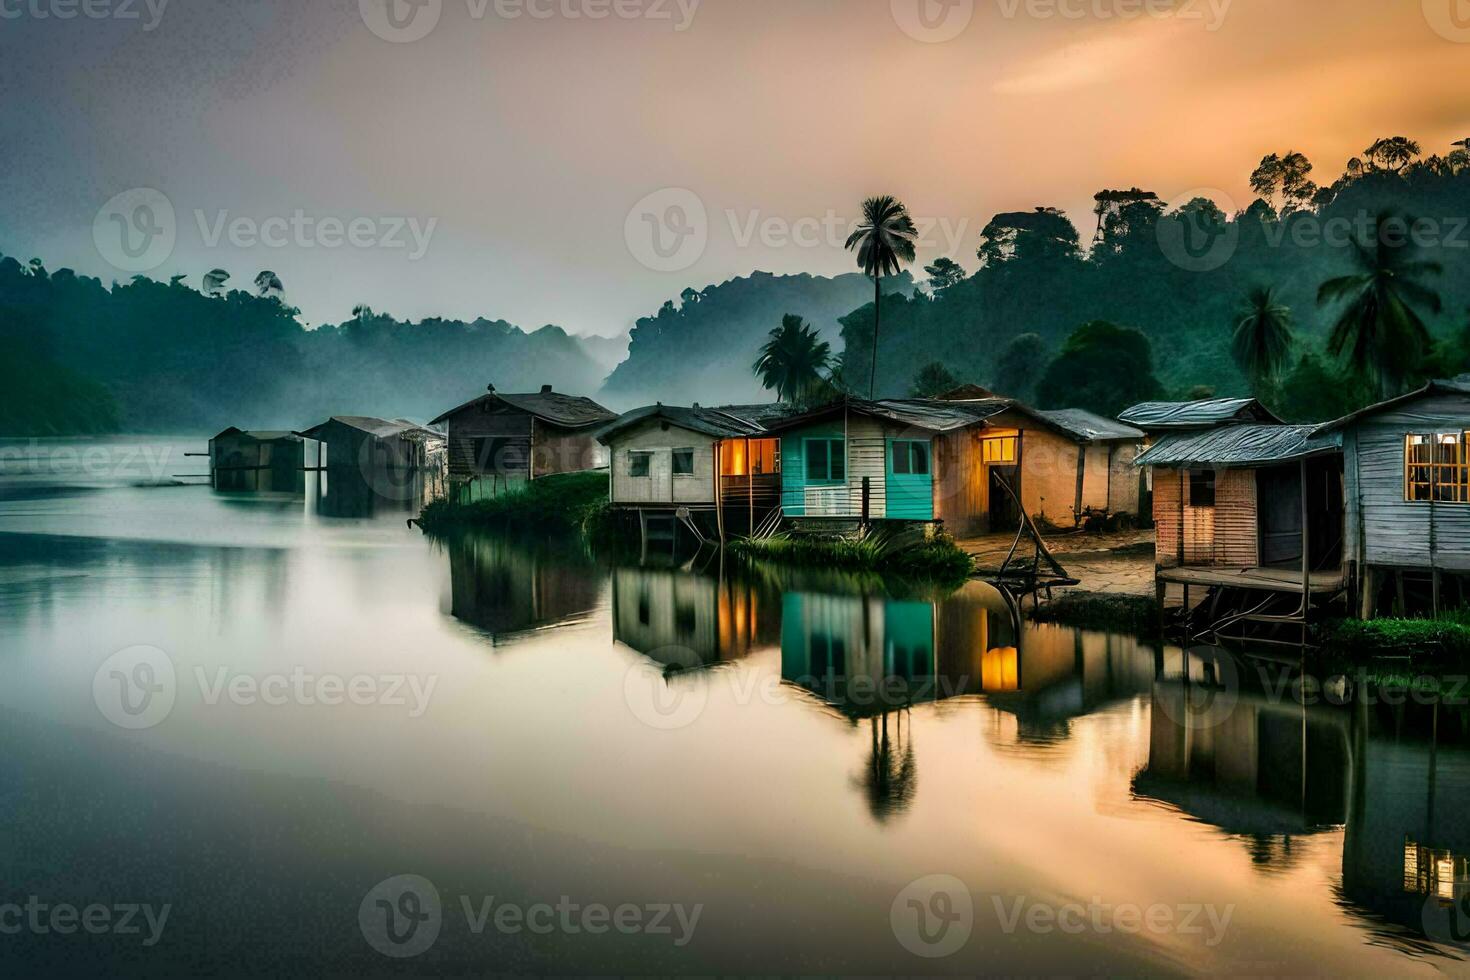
[779,581,1019,717]
[598,404,789,537]
[1340,709,1470,943]
[447,535,602,639]
[431,385,616,502]
[980,624,1156,742]
[1133,651,1350,836]
[208,428,304,493]
[765,396,1143,534]
[611,566,775,670]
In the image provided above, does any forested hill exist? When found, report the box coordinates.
[599,270,915,408]
[838,143,1470,415]
[0,257,607,435]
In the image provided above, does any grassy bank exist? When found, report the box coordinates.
[1319,610,1470,664]
[417,471,610,536]
[1030,591,1161,640]
[730,529,975,585]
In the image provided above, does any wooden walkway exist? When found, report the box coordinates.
[1157,564,1345,595]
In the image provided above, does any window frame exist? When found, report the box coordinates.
[1188,468,1217,509]
[804,438,847,485]
[671,448,696,477]
[981,435,1018,465]
[628,451,652,479]
[890,440,932,477]
[1405,432,1470,504]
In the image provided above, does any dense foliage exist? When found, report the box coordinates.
[600,270,913,408]
[835,139,1470,420]
[0,255,607,434]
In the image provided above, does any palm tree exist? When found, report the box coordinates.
[1231,286,1294,391]
[1318,213,1443,398]
[254,270,284,299]
[203,268,230,296]
[753,314,832,404]
[845,196,917,398]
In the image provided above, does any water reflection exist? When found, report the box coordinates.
[612,563,777,671]
[445,533,602,640]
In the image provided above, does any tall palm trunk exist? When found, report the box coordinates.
[869,275,881,398]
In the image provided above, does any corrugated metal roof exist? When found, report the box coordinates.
[760,397,1100,441]
[430,390,617,428]
[1135,424,1341,468]
[597,404,787,443]
[1315,378,1470,433]
[1119,397,1282,430]
[1037,409,1145,443]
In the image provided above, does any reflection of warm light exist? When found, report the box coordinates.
[981,647,1019,692]
[1439,857,1456,901]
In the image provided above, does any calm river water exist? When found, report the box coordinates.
[1,437,1468,976]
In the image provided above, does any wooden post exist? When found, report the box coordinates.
[1301,458,1310,623]
[1074,444,1086,526]
[862,477,871,524]
[1359,565,1376,620]
[715,442,726,545]
[747,437,754,536]
[1178,469,1186,567]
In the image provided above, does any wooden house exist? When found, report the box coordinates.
[1315,378,1470,616]
[295,416,446,511]
[208,428,305,493]
[1134,421,1346,637]
[764,397,1145,534]
[430,385,616,502]
[1134,380,1470,627]
[596,403,790,537]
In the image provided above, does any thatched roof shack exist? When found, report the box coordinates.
[430,385,616,501]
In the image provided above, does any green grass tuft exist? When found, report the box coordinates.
[417,471,610,535]
[730,528,975,585]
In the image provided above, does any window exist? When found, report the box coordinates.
[672,449,695,476]
[1189,469,1216,508]
[1406,433,1470,503]
[805,439,846,483]
[891,441,931,476]
[720,439,782,477]
[628,451,652,478]
[982,435,1018,464]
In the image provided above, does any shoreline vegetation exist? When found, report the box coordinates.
[729,529,975,585]
[416,471,615,537]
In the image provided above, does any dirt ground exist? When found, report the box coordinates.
[955,527,1157,597]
